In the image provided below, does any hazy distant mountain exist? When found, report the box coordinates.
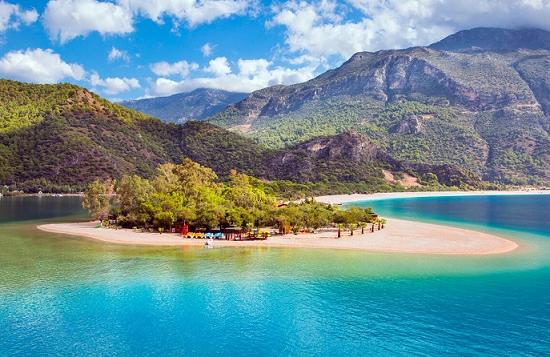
[429,27,550,52]
[121,88,248,123]
[210,27,550,185]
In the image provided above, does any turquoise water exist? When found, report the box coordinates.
[1,195,549,356]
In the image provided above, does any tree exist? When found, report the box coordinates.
[173,158,219,199]
[80,159,383,236]
[359,222,367,235]
[142,191,191,230]
[222,170,277,228]
[116,175,154,216]
[349,223,357,236]
[193,189,227,229]
[333,207,376,235]
[336,223,344,238]
[345,207,374,225]
[300,200,333,232]
[277,205,304,235]
[82,180,113,221]
[152,163,179,193]
[154,211,176,230]
[226,206,255,228]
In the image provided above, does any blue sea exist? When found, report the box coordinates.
[0,194,549,356]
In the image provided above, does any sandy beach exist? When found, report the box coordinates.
[37,217,518,255]
[314,190,549,205]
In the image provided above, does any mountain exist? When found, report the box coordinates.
[429,27,550,52]
[210,27,550,185]
[0,80,265,191]
[121,88,248,123]
[0,80,183,191]
[263,131,478,187]
[0,80,473,192]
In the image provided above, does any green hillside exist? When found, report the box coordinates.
[0,80,183,191]
[0,80,477,194]
[210,28,550,186]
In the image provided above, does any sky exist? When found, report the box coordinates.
[1,0,550,101]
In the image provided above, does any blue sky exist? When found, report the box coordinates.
[0,0,549,101]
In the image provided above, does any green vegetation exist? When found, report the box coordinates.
[0,78,539,194]
[0,79,154,133]
[243,96,381,148]
[228,96,548,185]
[0,80,183,191]
[179,121,266,178]
[276,200,374,235]
[223,98,489,177]
[0,80,477,194]
[83,159,377,233]
[209,38,550,186]
[85,159,276,230]
[82,179,114,220]
[474,111,550,185]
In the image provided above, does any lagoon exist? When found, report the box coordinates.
[1,195,549,355]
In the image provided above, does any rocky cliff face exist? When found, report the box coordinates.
[391,115,424,134]
[264,132,477,186]
[210,28,550,185]
[218,47,543,122]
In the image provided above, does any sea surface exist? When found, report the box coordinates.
[0,194,549,356]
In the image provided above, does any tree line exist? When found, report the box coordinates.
[83,158,379,235]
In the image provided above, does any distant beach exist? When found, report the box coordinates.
[38,217,518,255]
[314,190,550,205]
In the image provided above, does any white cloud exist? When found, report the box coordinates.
[108,47,130,62]
[43,0,133,43]
[270,0,550,60]
[0,48,84,83]
[42,0,253,43]
[147,57,316,96]
[0,1,38,33]
[205,56,231,76]
[150,60,199,77]
[119,0,251,27]
[90,72,140,95]
[237,58,269,77]
[201,42,214,57]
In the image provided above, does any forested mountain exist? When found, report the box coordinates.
[121,88,248,123]
[0,80,473,192]
[210,27,550,185]
[0,80,183,191]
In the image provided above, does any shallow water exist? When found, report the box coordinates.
[1,195,549,356]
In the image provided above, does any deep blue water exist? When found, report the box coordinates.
[356,194,550,238]
[0,195,549,356]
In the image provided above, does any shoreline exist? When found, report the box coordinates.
[37,217,518,255]
[314,190,550,205]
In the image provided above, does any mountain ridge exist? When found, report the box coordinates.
[429,27,550,52]
[0,79,475,192]
[121,88,248,123]
[209,27,550,185]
